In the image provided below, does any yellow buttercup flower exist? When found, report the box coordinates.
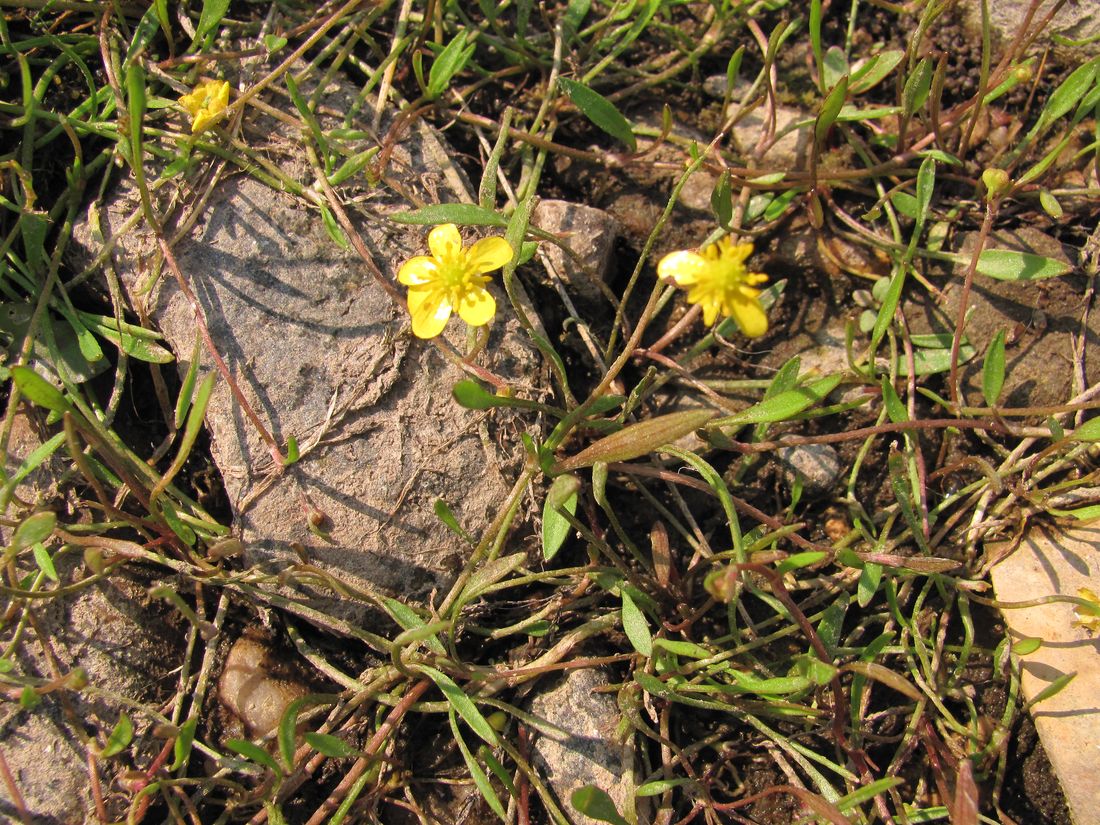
[657,237,768,337]
[398,223,513,339]
[179,79,230,133]
[1073,587,1100,634]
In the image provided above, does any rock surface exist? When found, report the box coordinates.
[72,77,542,611]
[218,633,310,738]
[906,227,1088,409]
[776,444,843,498]
[990,524,1100,825]
[960,1,1100,61]
[532,200,619,306]
[530,668,636,825]
[0,567,182,823]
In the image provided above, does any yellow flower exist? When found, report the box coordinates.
[398,223,513,339]
[657,237,768,337]
[179,79,230,134]
[1073,588,1100,634]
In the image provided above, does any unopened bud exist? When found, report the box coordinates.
[981,168,1011,201]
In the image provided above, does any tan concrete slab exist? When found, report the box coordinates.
[990,524,1100,825]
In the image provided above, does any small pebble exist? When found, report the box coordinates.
[777,444,843,498]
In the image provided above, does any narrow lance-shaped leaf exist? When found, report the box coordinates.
[711,376,841,428]
[571,786,630,825]
[417,665,498,746]
[390,204,507,227]
[902,57,933,116]
[621,589,652,656]
[12,511,56,552]
[982,329,1006,406]
[973,250,1072,281]
[559,78,637,152]
[542,474,580,561]
[553,409,716,473]
[815,74,849,144]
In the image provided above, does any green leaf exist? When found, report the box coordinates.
[195,0,230,42]
[283,435,299,466]
[776,551,828,574]
[822,46,848,92]
[382,598,446,654]
[913,156,936,236]
[19,686,40,710]
[278,698,305,772]
[870,265,906,352]
[636,777,691,796]
[621,590,652,656]
[1039,190,1064,219]
[450,712,507,820]
[226,739,283,774]
[174,336,202,429]
[417,665,498,746]
[816,74,849,144]
[982,329,1007,406]
[554,409,716,473]
[320,206,348,249]
[463,553,526,601]
[1012,637,1042,656]
[571,785,630,825]
[304,732,355,758]
[1025,671,1076,709]
[32,543,58,582]
[542,474,580,561]
[1070,417,1100,442]
[897,343,976,377]
[434,498,472,541]
[850,50,904,94]
[881,379,907,424]
[390,204,507,227]
[1031,56,1099,137]
[711,170,732,228]
[171,717,198,770]
[427,31,476,100]
[712,376,841,428]
[263,34,288,53]
[12,511,56,552]
[835,777,904,812]
[902,58,933,116]
[972,250,1072,281]
[559,78,636,152]
[858,562,883,607]
[452,379,500,410]
[101,712,133,758]
[11,365,70,413]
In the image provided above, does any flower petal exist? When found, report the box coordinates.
[456,286,496,327]
[730,296,768,338]
[428,223,463,260]
[210,80,229,111]
[657,250,707,286]
[398,256,438,285]
[408,288,452,338]
[466,236,513,274]
[721,240,753,266]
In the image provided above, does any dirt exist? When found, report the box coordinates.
[5,2,1095,823]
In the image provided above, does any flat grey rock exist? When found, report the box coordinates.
[776,444,843,498]
[961,2,1100,60]
[990,525,1100,825]
[530,668,636,825]
[533,200,619,306]
[0,567,182,823]
[72,78,541,611]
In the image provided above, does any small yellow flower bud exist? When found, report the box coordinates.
[981,168,1012,201]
